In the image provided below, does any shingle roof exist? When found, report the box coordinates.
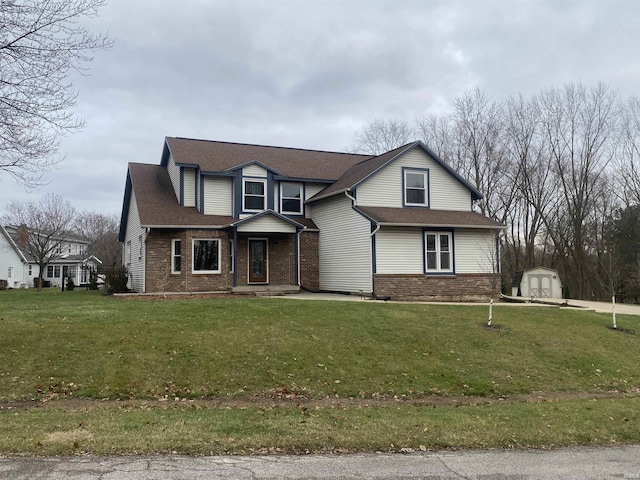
[164,137,369,180]
[306,141,483,203]
[307,143,414,202]
[128,163,236,228]
[356,206,505,229]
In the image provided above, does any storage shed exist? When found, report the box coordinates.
[512,267,563,299]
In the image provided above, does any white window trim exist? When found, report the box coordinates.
[242,178,267,213]
[280,182,303,215]
[404,170,428,207]
[192,238,221,274]
[171,238,182,274]
[126,240,132,265]
[424,231,453,273]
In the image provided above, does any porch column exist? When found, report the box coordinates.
[295,228,300,286]
[232,227,238,287]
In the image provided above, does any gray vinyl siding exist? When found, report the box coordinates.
[124,189,145,292]
[167,154,181,202]
[312,195,372,293]
[243,164,268,177]
[237,216,296,233]
[356,150,472,211]
[203,177,233,215]
[455,229,496,274]
[305,183,326,200]
[375,227,423,274]
[183,168,196,207]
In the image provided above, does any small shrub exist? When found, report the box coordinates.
[103,266,129,294]
[0,279,7,290]
[66,276,75,291]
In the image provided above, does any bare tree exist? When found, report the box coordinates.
[0,0,112,188]
[349,118,414,155]
[73,211,120,266]
[538,83,619,299]
[3,193,75,291]
[616,95,640,207]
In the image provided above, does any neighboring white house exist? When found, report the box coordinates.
[0,225,38,289]
[119,137,505,300]
[0,225,101,288]
[512,267,563,299]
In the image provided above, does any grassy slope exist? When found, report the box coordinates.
[0,289,639,454]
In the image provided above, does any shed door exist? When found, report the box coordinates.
[529,274,552,298]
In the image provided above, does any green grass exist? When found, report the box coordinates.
[1,288,639,454]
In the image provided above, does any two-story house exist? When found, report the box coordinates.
[0,225,102,288]
[118,137,503,300]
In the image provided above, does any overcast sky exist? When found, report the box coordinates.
[2,0,640,218]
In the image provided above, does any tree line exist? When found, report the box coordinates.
[350,83,640,301]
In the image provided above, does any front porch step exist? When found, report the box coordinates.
[232,285,300,296]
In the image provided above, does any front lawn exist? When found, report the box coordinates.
[0,288,639,454]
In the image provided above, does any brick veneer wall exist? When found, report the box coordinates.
[374,273,500,302]
[145,229,232,293]
[299,231,319,291]
[235,234,296,286]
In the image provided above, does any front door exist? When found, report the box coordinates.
[248,239,268,283]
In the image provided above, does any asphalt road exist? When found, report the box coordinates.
[2,445,640,479]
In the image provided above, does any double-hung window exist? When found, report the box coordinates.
[404,169,428,207]
[192,239,221,274]
[425,232,453,273]
[280,182,302,214]
[243,178,266,212]
[171,239,182,274]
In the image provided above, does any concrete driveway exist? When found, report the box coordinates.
[278,292,640,316]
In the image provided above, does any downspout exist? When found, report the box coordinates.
[370,223,380,298]
[344,190,357,206]
[143,227,150,293]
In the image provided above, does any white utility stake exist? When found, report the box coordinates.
[612,295,617,329]
[488,298,493,326]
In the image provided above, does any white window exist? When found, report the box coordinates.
[138,235,143,259]
[425,232,453,273]
[243,178,267,212]
[126,240,131,264]
[28,265,32,276]
[171,239,182,274]
[192,239,221,274]
[280,182,302,214]
[7,267,12,278]
[404,170,428,206]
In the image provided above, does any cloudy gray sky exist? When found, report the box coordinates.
[2,0,639,217]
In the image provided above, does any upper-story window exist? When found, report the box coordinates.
[280,182,302,215]
[243,178,266,212]
[404,169,429,207]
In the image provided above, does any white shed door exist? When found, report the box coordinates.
[529,274,552,298]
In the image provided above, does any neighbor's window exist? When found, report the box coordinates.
[404,169,428,206]
[46,265,61,278]
[192,239,221,274]
[171,239,182,274]
[243,178,267,211]
[126,240,132,264]
[425,232,453,273]
[280,182,302,214]
[28,265,32,276]
[138,235,143,258]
